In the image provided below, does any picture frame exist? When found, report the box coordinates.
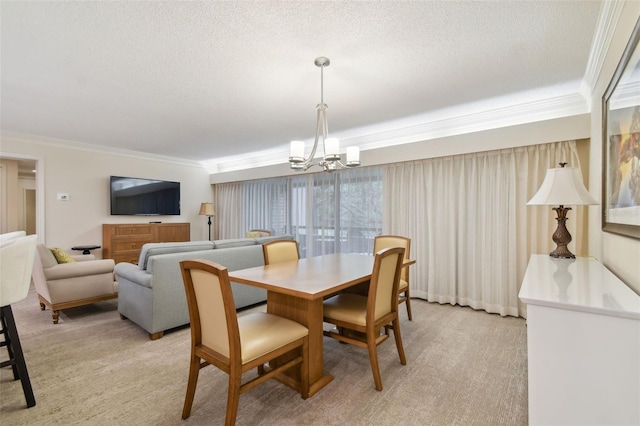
[602,17,640,239]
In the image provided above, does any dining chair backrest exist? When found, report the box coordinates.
[0,234,38,308]
[370,247,405,321]
[373,235,410,282]
[180,259,238,361]
[262,240,300,265]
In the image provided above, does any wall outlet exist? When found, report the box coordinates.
[57,193,70,201]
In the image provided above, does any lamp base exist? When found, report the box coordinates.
[550,246,575,259]
[550,206,575,259]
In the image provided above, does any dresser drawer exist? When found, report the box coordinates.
[112,238,153,253]
[111,225,153,237]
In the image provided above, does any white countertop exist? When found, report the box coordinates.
[519,254,640,320]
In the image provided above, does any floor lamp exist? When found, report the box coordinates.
[527,163,598,258]
[199,203,215,241]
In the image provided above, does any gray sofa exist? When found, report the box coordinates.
[114,235,293,339]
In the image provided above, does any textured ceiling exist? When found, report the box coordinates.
[1,1,602,168]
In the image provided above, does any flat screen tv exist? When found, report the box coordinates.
[110,176,181,215]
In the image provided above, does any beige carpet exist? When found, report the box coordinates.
[1,287,528,425]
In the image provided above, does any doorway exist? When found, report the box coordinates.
[0,155,43,240]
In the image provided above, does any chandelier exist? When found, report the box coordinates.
[289,57,361,172]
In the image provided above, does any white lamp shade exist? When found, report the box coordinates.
[324,138,339,156]
[290,141,305,159]
[199,202,215,216]
[346,146,360,163]
[527,167,598,206]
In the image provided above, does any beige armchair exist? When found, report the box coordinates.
[32,244,118,324]
[245,229,273,238]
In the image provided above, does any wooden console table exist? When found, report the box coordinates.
[102,222,190,264]
[519,254,640,425]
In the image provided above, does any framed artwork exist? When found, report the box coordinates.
[602,17,640,239]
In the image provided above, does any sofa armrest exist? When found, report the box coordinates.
[71,254,96,262]
[114,262,152,288]
[44,259,115,281]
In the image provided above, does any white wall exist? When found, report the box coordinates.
[1,134,214,256]
[589,2,640,294]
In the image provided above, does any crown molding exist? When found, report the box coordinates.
[209,90,589,174]
[0,131,205,169]
[580,0,626,108]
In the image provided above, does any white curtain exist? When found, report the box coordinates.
[383,141,582,317]
[213,181,245,240]
[294,167,383,257]
[214,167,383,257]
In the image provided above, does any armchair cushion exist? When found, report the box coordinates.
[50,247,75,264]
[43,259,115,281]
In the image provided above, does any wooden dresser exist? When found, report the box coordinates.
[102,222,190,264]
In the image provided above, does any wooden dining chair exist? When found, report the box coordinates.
[322,246,407,391]
[180,259,309,425]
[373,235,413,320]
[262,240,300,265]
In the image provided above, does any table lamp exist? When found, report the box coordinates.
[527,162,598,259]
[199,202,215,241]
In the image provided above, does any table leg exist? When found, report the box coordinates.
[266,291,333,397]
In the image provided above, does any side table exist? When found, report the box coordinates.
[71,245,101,255]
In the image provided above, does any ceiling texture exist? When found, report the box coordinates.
[1,1,609,173]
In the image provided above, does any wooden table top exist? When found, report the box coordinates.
[229,253,376,300]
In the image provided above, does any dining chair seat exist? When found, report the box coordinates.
[238,312,308,363]
[323,293,370,325]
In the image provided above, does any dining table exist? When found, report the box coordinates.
[228,252,415,397]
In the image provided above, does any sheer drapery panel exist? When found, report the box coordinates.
[214,167,383,257]
[383,141,582,317]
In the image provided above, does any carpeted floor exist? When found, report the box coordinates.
[1,287,528,425]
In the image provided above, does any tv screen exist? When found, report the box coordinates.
[110,176,181,215]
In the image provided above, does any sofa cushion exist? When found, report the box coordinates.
[254,234,295,245]
[50,247,75,264]
[138,241,215,270]
[212,238,257,249]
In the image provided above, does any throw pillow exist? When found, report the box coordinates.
[50,247,75,264]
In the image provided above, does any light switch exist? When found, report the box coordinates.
[57,193,70,201]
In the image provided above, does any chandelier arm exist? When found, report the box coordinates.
[306,106,323,163]
[320,107,329,159]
